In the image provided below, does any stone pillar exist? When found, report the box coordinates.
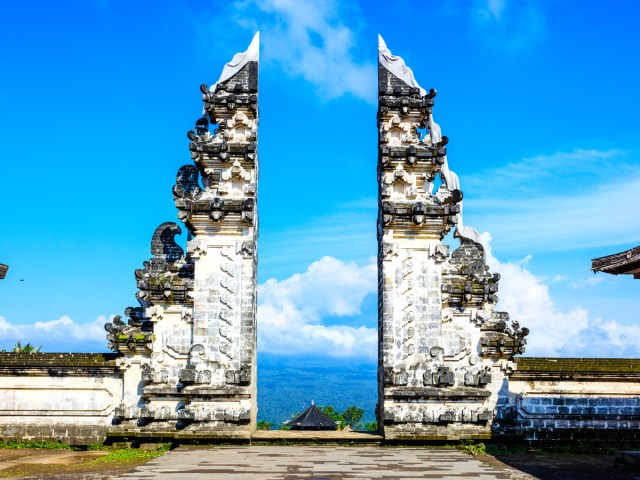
[377,38,527,440]
[173,49,259,435]
[106,35,259,440]
[175,51,258,434]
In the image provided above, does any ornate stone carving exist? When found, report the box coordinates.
[105,315,152,354]
[133,223,194,306]
[377,36,526,440]
[105,223,193,355]
[107,34,259,440]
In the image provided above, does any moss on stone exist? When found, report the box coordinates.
[516,357,640,374]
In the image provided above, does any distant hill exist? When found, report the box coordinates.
[257,354,377,427]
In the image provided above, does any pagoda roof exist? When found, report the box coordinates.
[284,403,338,430]
[592,246,640,279]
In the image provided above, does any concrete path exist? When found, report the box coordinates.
[119,446,513,479]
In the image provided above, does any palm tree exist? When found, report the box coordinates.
[11,341,41,353]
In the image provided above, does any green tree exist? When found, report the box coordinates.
[342,406,365,431]
[319,405,346,429]
[256,419,274,430]
[363,420,378,432]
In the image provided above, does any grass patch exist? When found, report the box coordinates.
[0,439,73,450]
[93,443,171,463]
[456,440,486,456]
[0,441,171,479]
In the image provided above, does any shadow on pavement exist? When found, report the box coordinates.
[495,453,640,480]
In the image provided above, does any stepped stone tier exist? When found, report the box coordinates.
[376,36,528,440]
[105,33,260,439]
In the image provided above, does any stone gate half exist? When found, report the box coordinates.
[376,36,527,440]
[105,33,260,439]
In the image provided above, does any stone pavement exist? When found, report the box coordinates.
[118,446,514,479]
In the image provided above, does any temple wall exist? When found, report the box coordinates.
[1,354,639,445]
[0,353,123,445]
[496,357,640,443]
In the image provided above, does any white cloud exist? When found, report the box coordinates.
[465,148,631,193]
[463,149,640,253]
[482,232,640,357]
[206,0,376,103]
[0,315,108,352]
[258,256,377,359]
[477,0,506,20]
[469,0,546,53]
[568,275,604,290]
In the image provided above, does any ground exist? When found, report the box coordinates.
[0,448,163,480]
[1,446,640,479]
[484,452,640,480]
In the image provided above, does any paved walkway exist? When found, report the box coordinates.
[118,446,513,479]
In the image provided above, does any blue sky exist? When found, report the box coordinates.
[1,0,639,359]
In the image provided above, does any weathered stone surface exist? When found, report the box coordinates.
[0,353,122,445]
[376,38,527,441]
[496,357,640,443]
[118,446,512,479]
[107,36,259,440]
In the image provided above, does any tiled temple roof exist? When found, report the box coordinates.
[592,245,640,278]
[284,403,338,430]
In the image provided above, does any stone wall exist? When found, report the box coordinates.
[2,354,639,445]
[496,357,640,443]
[0,353,122,445]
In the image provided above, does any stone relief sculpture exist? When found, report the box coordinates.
[106,33,259,439]
[377,35,527,440]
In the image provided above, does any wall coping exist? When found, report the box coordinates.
[514,357,640,381]
[0,352,122,375]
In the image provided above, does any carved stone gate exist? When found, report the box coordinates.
[104,34,526,441]
[376,37,527,440]
[106,34,259,440]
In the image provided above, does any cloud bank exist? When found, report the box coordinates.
[483,233,640,357]
[258,256,378,360]
[3,245,637,359]
[0,315,108,352]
